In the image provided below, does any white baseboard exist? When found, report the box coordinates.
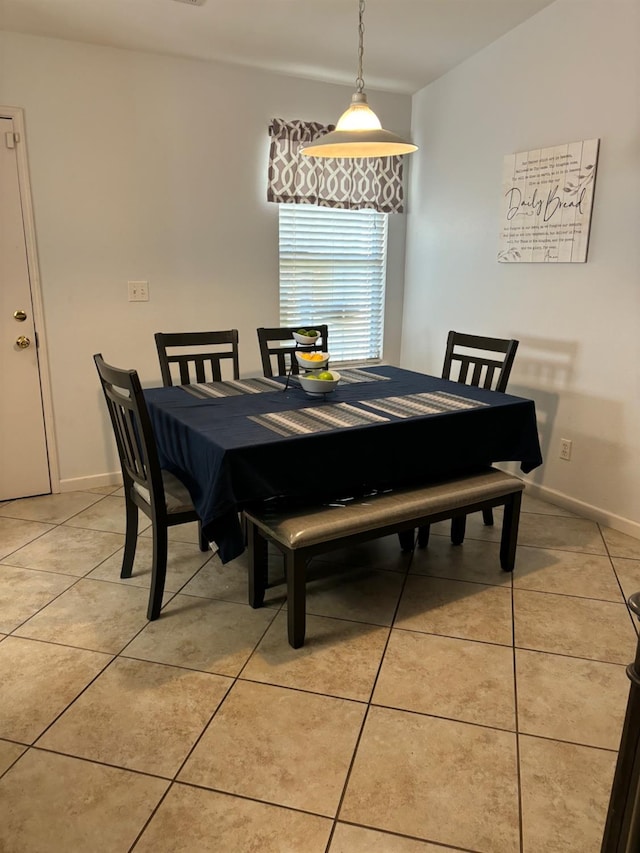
[524,481,640,541]
[59,472,122,493]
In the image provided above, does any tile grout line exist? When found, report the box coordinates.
[126,586,283,851]
[598,521,640,638]
[324,533,416,851]
[511,565,525,853]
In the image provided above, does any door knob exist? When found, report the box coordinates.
[14,309,27,321]
[16,335,31,349]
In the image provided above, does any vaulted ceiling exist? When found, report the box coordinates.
[0,0,555,94]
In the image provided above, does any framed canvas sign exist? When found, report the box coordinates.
[498,138,599,263]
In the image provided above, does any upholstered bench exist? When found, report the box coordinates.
[245,467,525,648]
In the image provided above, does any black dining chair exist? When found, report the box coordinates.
[257,325,329,378]
[402,331,520,551]
[94,353,208,620]
[154,330,240,386]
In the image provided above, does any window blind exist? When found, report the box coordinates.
[279,205,388,364]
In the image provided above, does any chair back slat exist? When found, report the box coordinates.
[443,331,519,393]
[471,361,483,387]
[117,406,140,479]
[179,361,193,385]
[455,358,469,384]
[125,408,147,481]
[483,364,497,389]
[257,326,328,378]
[155,330,240,386]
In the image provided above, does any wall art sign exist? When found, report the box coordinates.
[498,138,599,263]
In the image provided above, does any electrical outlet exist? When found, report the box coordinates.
[128,281,149,302]
[560,438,572,461]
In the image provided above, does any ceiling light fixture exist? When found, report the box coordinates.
[301,0,417,159]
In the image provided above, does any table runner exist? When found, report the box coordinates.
[360,391,489,418]
[182,377,283,398]
[182,367,391,401]
[250,402,389,437]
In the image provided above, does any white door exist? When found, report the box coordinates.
[0,116,51,500]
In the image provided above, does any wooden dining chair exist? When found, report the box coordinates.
[406,331,520,551]
[257,325,328,378]
[94,354,208,621]
[154,330,240,386]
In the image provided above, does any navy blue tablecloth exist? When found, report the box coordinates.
[144,366,543,562]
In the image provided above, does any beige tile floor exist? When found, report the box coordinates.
[1,487,639,852]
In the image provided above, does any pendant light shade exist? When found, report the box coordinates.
[301,1,417,159]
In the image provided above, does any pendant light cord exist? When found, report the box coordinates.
[355,0,365,94]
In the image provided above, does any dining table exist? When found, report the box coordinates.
[144,365,543,563]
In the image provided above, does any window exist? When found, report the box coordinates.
[278,205,388,364]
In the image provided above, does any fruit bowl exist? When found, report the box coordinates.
[292,330,321,345]
[298,370,341,395]
[295,350,330,369]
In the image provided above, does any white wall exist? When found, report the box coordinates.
[403,0,640,535]
[0,32,411,488]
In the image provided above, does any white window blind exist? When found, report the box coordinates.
[279,205,388,364]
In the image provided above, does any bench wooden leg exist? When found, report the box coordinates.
[398,529,415,552]
[499,491,522,572]
[417,524,430,548]
[286,551,307,649]
[451,515,466,545]
[247,522,268,608]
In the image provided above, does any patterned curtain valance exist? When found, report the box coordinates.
[267,118,404,214]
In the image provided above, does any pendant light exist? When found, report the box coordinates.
[301,0,417,159]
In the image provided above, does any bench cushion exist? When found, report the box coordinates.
[244,468,524,550]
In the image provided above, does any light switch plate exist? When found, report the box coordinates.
[128,281,149,302]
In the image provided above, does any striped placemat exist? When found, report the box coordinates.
[250,402,389,437]
[182,377,284,398]
[359,391,489,418]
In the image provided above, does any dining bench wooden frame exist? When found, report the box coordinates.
[245,467,525,648]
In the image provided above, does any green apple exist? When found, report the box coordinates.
[317,371,334,381]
